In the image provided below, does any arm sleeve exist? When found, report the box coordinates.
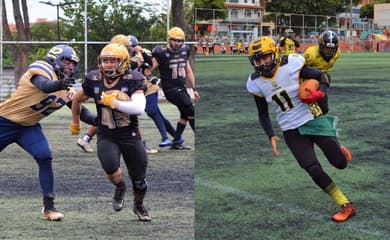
[31,75,64,93]
[79,105,97,126]
[253,95,275,140]
[115,92,146,115]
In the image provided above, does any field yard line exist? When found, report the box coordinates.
[197,177,389,238]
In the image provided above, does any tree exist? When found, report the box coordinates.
[2,0,32,85]
[265,0,361,35]
[266,0,360,16]
[360,0,390,19]
[171,0,185,29]
[61,0,165,72]
[360,3,374,19]
[194,0,226,20]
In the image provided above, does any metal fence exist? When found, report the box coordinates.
[195,8,390,48]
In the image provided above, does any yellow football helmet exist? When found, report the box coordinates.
[167,27,185,52]
[248,36,280,77]
[110,34,130,47]
[98,43,130,80]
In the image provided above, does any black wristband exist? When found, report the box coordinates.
[193,88,197,92]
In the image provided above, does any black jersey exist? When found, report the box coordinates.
[82,70,146,138]
[152,45,190,91]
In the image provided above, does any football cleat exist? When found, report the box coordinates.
[332,203,355,222]
[133,203,151,222]
[143,141,158,154]
[77,138,94,153]
[170,142,191,150]
[42,194,64,221]
[112,183,126,212]
[42,208,64,221]
[341,146,352,162]
[158,138,172,147]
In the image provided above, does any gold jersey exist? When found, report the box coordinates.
[0,61,73,126]
[279,37,297,55]
[304,45,341,72]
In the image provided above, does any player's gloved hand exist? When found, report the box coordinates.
[301,88,325,104]
[101,91,118,109]
[69,122,81,135]
[147,76,160,85]
[61,76,76,90]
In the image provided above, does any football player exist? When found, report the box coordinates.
[304,30,340,82]
[246,36,355,222]
[70,43,151,222]
[127,38,178,148]
[278,29,300,56]
[76,34,173,153]
[151,27,200,150]
[0,45,97,221]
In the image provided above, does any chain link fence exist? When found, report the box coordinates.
[194,8,390,54]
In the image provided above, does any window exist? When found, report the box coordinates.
[231,9,238,18]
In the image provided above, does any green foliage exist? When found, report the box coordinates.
[266,0,360,16]
[360,0,390,19]
[360,3,374,19]
[195,0,227,20]
[60,0,166,71]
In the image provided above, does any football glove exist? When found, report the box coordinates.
[69,122,81,135]
[301,88,325,104]
[101,91,119,109]
[61,76,76,90]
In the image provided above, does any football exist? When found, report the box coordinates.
[298,79,320,99]
[104,90,131,101]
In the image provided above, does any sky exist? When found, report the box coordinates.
[4,0,166,24]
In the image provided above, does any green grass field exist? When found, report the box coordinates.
[194,53,390,240]
[0,103,194,240]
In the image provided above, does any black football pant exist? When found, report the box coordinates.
[283,129,347,190]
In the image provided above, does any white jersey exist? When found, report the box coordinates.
[246,54,314,131]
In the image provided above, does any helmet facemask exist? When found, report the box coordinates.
[169,38,184,52]
[250,52,278,78]
[99,57,124,81]
[319,44,337,61]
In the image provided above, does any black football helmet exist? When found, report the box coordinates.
[319,30,338,61]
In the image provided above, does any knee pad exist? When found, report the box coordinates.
[180,104,194,121]
[133,179,147,193]
[305,163,323,180]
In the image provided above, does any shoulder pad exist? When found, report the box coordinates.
[251,72,260,80]
[85,70,100,81]
[152,46,163,53]
[123,71,144,81]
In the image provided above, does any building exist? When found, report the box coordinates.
[195,0,264,43]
